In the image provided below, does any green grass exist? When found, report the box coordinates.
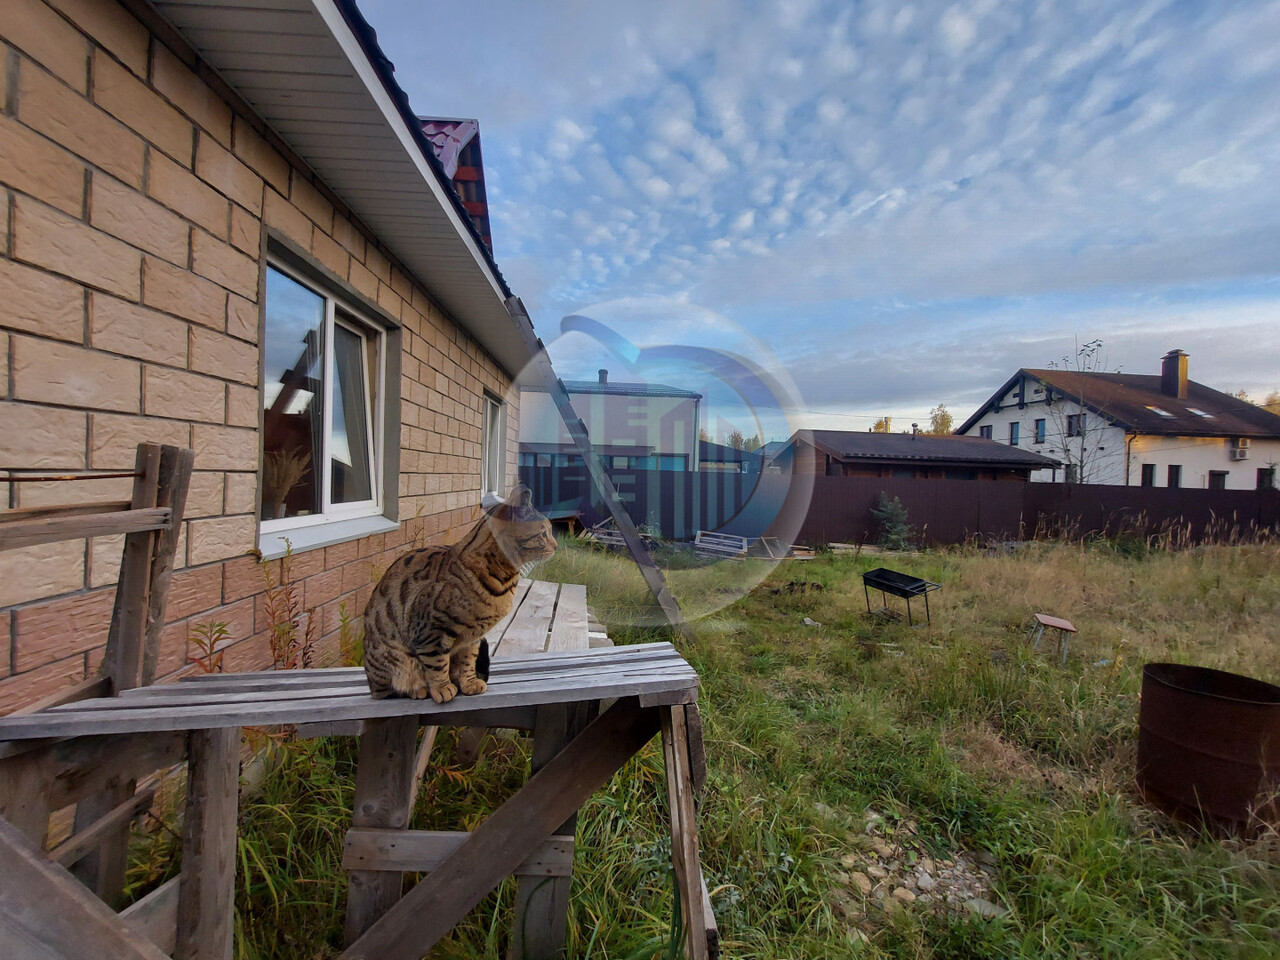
[128,538,1280,959]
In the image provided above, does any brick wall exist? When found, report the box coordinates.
[0,0,521,711]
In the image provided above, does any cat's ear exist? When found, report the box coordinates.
[491,484,533,522]
[505,484,532,508]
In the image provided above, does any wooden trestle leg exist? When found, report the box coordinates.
[508,701,598,960]
[341,698,660,960]
[344,716,419,945]
[175,727,241,960]
[661,704,713,960]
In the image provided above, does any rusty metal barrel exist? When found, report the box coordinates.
[1137,662,1280,831]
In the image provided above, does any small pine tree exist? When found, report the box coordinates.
[870,493,914,550]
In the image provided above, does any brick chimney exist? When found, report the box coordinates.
[1160,349,1188,399]
[598,369,608,384]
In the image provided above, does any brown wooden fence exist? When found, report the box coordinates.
[523,465,1280,547]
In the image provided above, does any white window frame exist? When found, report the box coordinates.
[481,392,505,500]
[260,258,388,542]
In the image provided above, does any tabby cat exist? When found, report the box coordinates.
[363,485,556,702]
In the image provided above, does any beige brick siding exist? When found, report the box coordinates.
[0,0,521,712]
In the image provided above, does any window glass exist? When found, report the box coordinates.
[1258,468,1276,491]
[1009,422,1020,445]
[482,395,504,495]
[1167,464,1182,488]
[1034,419,1046,443]
[1141,464,1155,487]
[262,268,325,520]
[658,455,686,470]
[979,425,992,440]
[330,321,373,505]
[1208,471,1228,490]
[261,264,383,526]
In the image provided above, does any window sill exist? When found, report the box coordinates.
[257,514,400,560]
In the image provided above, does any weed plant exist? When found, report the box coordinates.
[130,537,1280,958]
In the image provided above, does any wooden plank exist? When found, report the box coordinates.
[175,727,240,960]
[104,444,163,693]
[343,716,418,945]
[340,698,661,960]
[70,780,134,906]
[86,653,692,709]
[699,867,721,960]
[0,731,185,841]
[0,671,699,739]
[50,786,156,867]
[0,815,171,960]
[407,725,438,809]
[166,641,677,691]
[484,577,531,648]
[0,508,171,551]
[343,829,574,875]
[546,582,588,652]
[11,676,113,715]
[685,702,708,805]
[0,500,132,522]
[494,580,559,656]
[661,706,710,960]
[141,447,194,686]
[120,876,180,956]
[509,700,597,960]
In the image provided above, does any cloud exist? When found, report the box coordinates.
[358,0,1280,422]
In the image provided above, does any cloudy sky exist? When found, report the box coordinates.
[360,0,1280,438]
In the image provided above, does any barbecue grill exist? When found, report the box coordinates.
[861,567,941,626]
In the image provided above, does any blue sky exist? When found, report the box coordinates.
[359,0,1280,438]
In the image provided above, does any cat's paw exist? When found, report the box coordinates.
[459,677,487,696]
[408,682,429,700]
[429,681,458,704]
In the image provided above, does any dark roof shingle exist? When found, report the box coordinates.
[797,430,1059,468]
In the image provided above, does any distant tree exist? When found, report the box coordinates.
[1234,389,1252,402]
[1044,338,1123,484]
[742,434,763,452]
[1265,391,1280,416]
[699,427,711,442]
[870,493,914,550]
[872,417,891,433]
[727,429,745,449]
[927,404,954,435]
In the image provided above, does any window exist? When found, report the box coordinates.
[1167,464,1182,488]
[481,394,505,498]
[1066,413,1086,437]
[1140,464,1155,487]
[1258,468,1276,491]
[1009,422,1020,445]
[1065,464,1079,483]
[979,425,993,440]
[945,469,978,480]
[658,455,686,471]
[1034,419,1046,443]
[1208,470,1228,490]
[261,263,386,534]
[535,454,551,468]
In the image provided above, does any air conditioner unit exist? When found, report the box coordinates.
[1229,448,1249,461]
[1232,437,1251,449]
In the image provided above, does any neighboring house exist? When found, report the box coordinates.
[0,0,539,710]
[699,440,762,474]
[775,430,1058,480]
[519,370,702,472]
[958,350,1280,489]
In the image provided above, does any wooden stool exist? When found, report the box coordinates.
[1030,613,1077,665]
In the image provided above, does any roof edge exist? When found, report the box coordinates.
[330,0,512,302]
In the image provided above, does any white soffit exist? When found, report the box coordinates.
[148,0,536,376]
